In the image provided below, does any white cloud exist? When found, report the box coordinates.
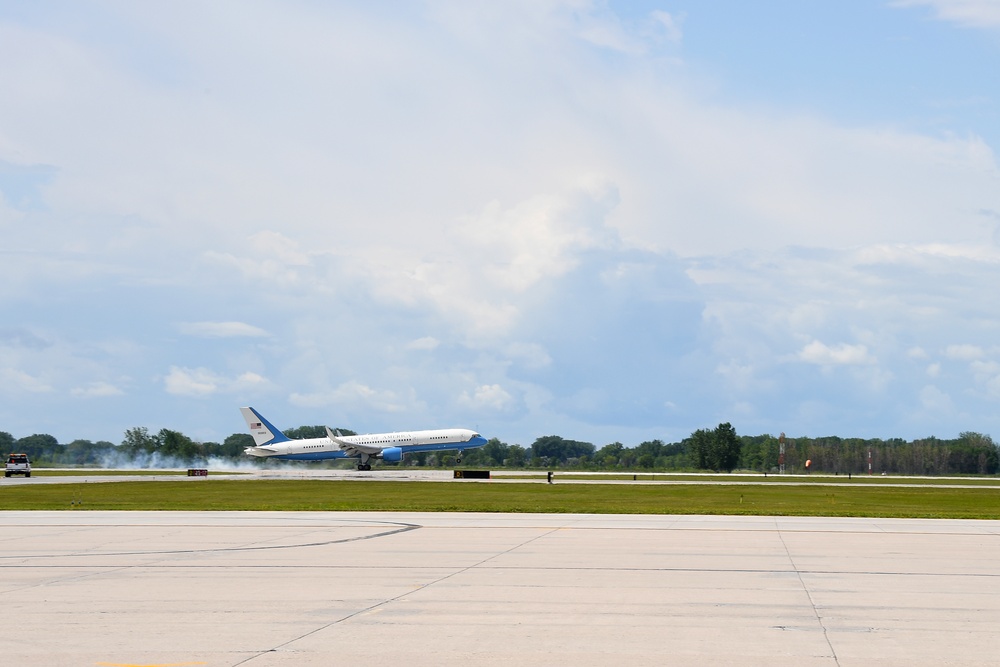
[176,321,269,338]
[503,342,552,370]
[920,385,954,412]
[575,12,644,54]
[571,6,683,54]
[289,381,409,413]
[203,246,308,288]
[250,230,310,266]
[71,381,124,398]
[893,0,1000,29]
[164,366,269,396]
[650,11,684,43]
[463,188,621,293]
[945,344,984,360]
[164,368,220,396]
[459,383,514,411]
[970,360,1000,399]
[0,368,52,394]
[715,360,756,390]
[0,327,50,350]
[799,341,875,366]
[405,336,440,351]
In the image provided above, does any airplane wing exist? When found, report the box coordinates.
[326,426,382,457]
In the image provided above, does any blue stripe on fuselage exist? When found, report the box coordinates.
[273,450,351,461]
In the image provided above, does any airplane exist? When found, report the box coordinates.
[240,406,488,470]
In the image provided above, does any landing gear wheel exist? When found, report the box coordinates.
[357,463,372,471]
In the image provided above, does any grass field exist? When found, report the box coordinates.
[500,472,1000,486]
[3,479,1000,518]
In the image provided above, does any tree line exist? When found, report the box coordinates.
[2,423,997,476]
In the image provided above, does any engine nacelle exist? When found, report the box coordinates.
[380,447,403,463]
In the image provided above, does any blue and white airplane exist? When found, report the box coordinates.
[240,406,488,470]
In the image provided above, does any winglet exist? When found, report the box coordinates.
[325,426,381,455]
[325,426,349,447]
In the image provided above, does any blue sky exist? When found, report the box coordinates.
[1,0,999,448]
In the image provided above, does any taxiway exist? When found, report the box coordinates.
[2,511,999,665]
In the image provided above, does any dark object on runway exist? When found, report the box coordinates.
[454,470,490,479]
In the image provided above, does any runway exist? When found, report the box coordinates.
[2,511,999,666]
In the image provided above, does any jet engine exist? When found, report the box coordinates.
[380,447,403,463]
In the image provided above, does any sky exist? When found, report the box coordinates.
[1,0,999,448]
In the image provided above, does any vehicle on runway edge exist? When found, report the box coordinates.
[5,453,31,478]
[240,406,488,470]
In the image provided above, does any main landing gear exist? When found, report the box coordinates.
[357,463,372,471]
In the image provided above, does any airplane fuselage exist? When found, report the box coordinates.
[240,406,487,469]
[245,427,486,462]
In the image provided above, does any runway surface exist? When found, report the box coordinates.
[2,511,999,666]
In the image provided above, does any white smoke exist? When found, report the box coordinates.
[97,450,269,471]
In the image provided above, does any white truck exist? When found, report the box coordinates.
[5,453,31,478]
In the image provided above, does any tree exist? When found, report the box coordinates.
[712,422,741,473]
[634,440,665,463]
[505,445,528,467]
[285,425,357,439]
[284,425,327,439]
[157,429,201,461]
[959,432,998,475]
[687,424,741,472]
[220,433,254,458]
[531,435,594,465]
[0,431,14,453]
[478,438,510,467]
[121,427,157,457]
[688,429,713,469]
[595,442,625,468]
[65,439,115,465]
[16,433,60,462]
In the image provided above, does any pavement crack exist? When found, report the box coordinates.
[777,521,841,666]
[231,525,561,665]
[0,521,420,559]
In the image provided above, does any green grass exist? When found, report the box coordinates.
[500,472,1000,486]
[3,479,1000,518]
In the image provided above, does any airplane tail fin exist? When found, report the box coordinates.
[240,407,291,446]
